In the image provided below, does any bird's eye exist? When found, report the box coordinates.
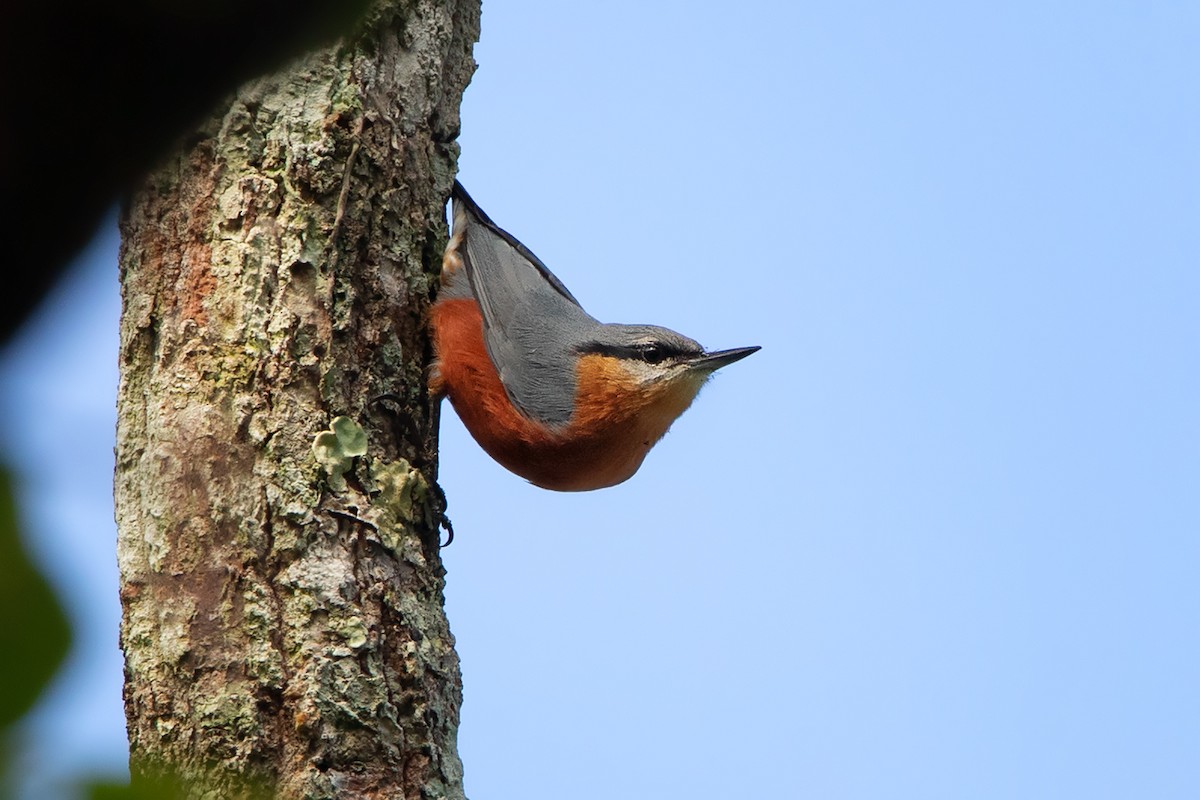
[640,344,668,364]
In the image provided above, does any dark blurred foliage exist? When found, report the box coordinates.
[85,766,273,800]
[0,467,70,797]
[0,469,70,732]
[0,0,373,347]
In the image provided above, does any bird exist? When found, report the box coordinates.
[429,181,758,491]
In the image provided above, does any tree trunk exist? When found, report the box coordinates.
[114,2,479,797]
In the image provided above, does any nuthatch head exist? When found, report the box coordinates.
[430,182,758,491]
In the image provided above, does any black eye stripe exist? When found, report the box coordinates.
[577,341,692,362]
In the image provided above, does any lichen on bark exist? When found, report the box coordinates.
[114,1,480,797]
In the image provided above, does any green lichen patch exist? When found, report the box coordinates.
[312,416,368,491]
[335,617,369,651]
[367,458,430,556]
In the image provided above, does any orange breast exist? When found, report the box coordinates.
[429,298,700,491]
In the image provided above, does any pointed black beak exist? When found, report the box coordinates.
[687,345,761,372]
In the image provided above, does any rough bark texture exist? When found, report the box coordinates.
[114,2,479,797]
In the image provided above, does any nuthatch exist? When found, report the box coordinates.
[429,182,758,491]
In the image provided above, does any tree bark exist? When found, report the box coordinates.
[114,2,479,797]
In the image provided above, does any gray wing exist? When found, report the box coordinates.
[452,182,599,427]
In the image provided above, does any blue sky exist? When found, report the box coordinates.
[2,2,1198,798]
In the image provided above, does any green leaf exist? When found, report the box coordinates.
[0,467,71,730]
[84,761,275,799]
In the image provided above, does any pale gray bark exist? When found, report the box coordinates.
[115,2,479,797]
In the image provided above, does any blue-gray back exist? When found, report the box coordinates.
[451,183,602,428]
